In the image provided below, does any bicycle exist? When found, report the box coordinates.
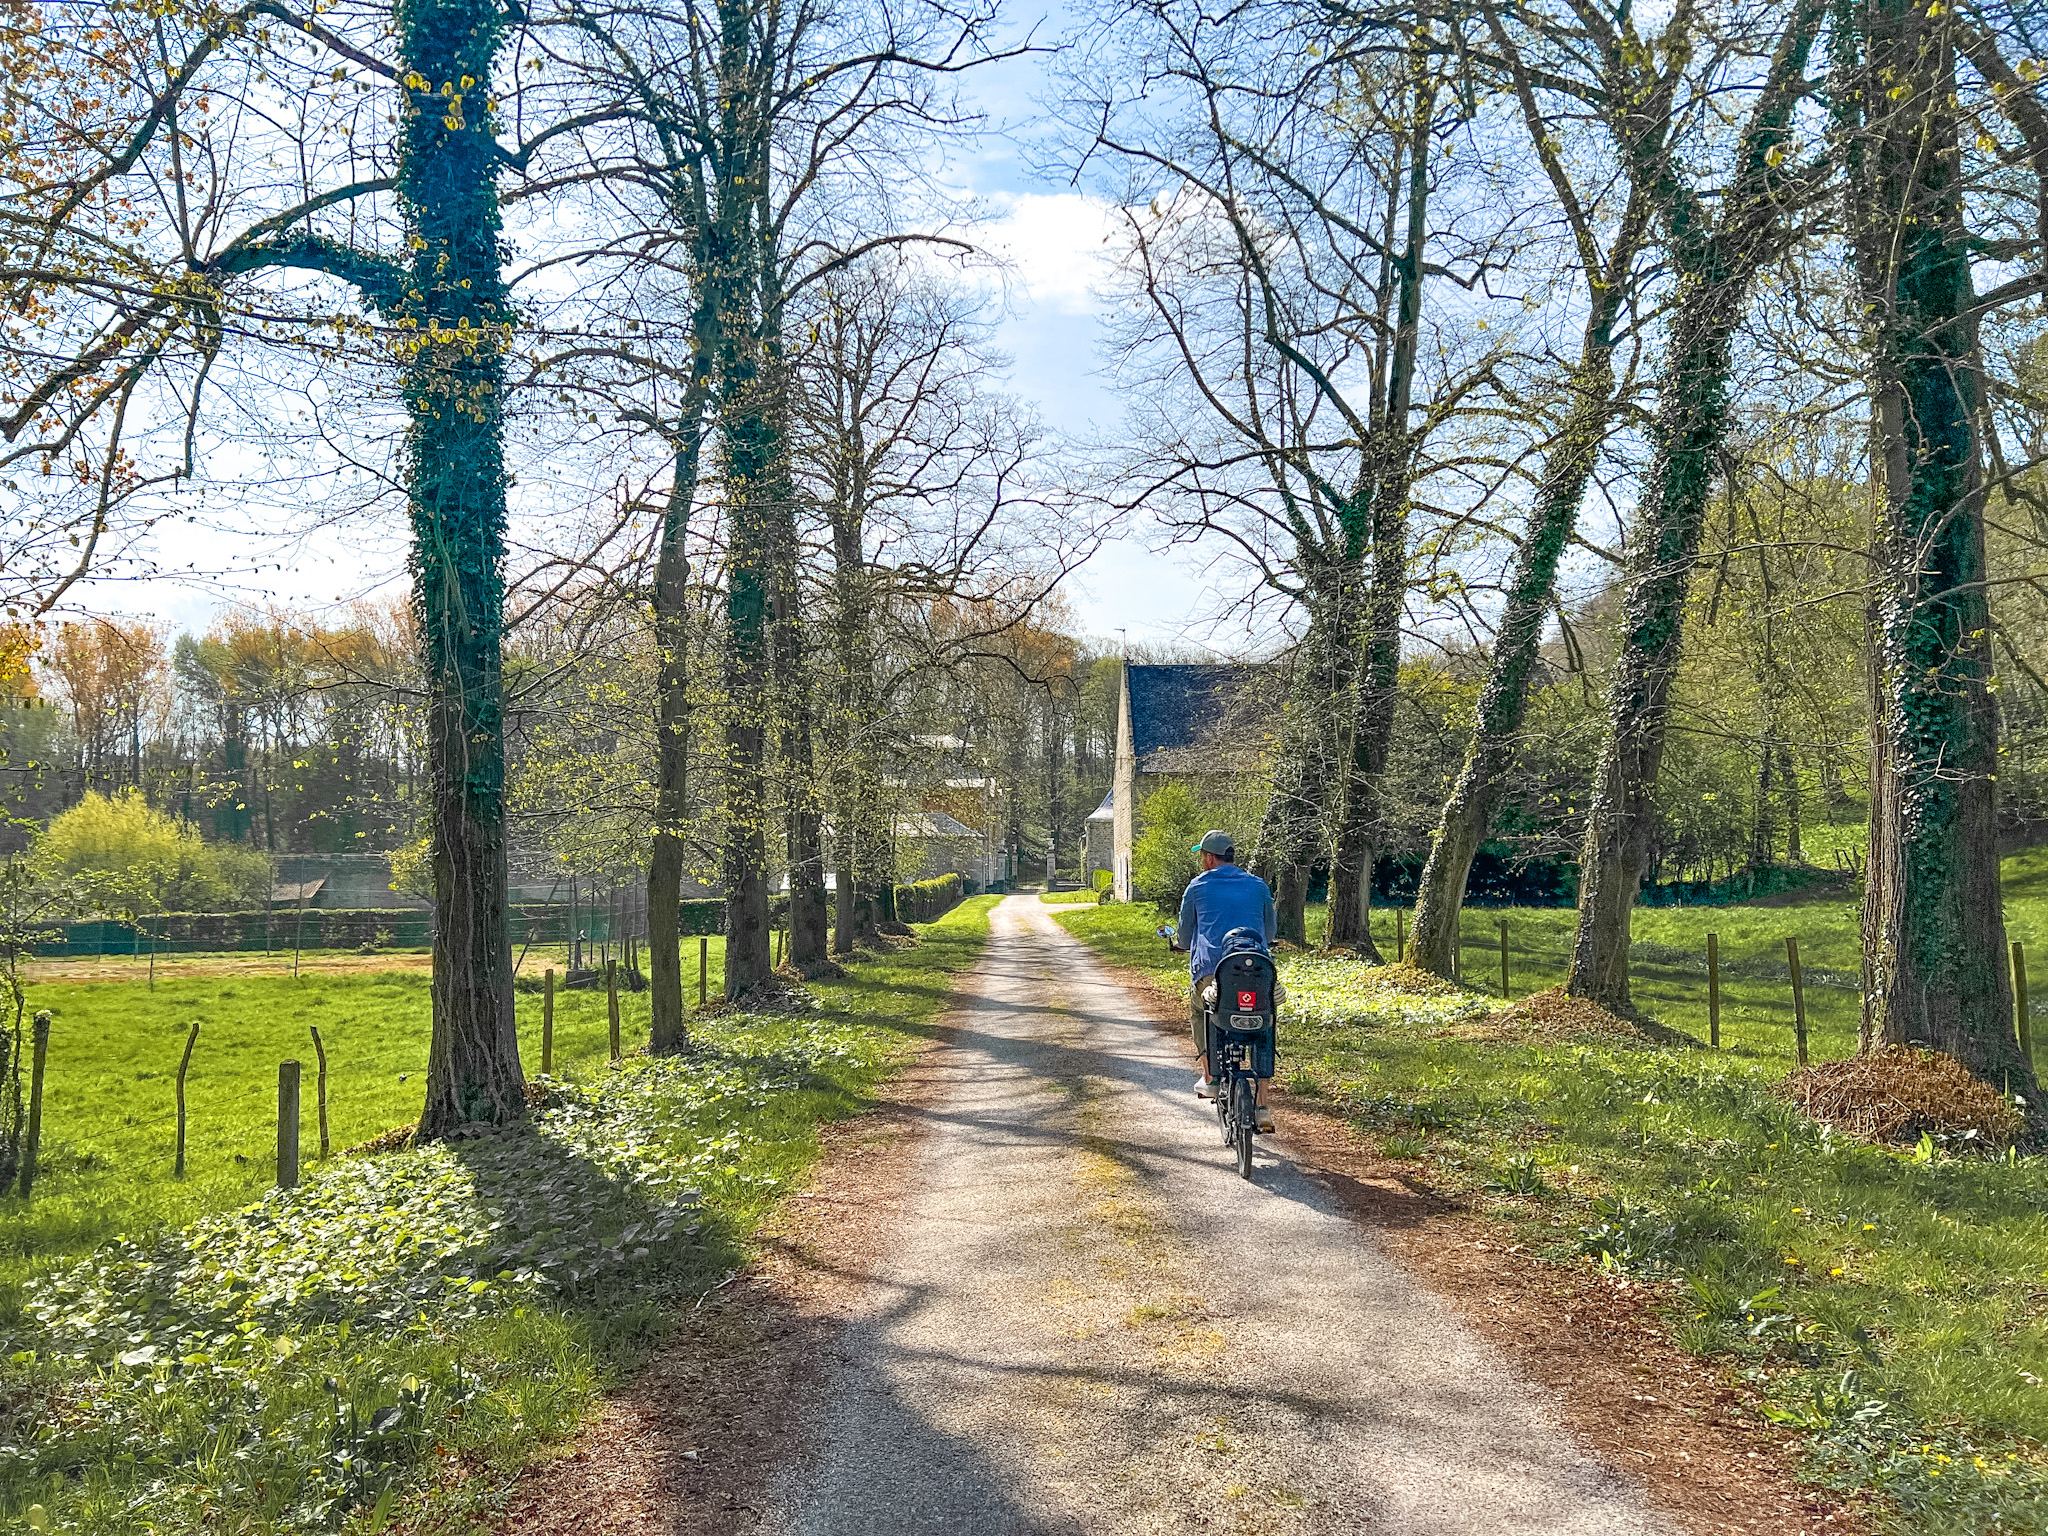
[1160,924,1277,1180]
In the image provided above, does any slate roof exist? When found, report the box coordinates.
[1126,664,1272,773]
[1085,789,1114,821]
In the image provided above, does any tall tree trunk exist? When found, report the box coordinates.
[1408,341,1620,977]
[406,0,523,1139]
[1325,510,1401,961]
[1326,73,1434,958]
[1046,693,1064,882]
[1751,742,1776,871]
[827,509,873,955]
[755,263,827,974]
[1849,0,2032,1097]
[1253,604,1343,945]
[647,414,707,1054]
[777,570,830,969]
[1564,1,1823,1010]
[720,414,774,999]
[712,0,776,1000]
[1565,277,1753,1010]
[1780,745,1802,862]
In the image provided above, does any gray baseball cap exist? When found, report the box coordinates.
[1190,829,1236,856]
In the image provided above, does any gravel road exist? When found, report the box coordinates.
[755,894,1673,1535]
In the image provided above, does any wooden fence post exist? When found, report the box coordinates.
[607,959,621,1060]
[1707,933,1720,1049]
[277,1059,301,1190]
[542,967,555,1076]
[699,936,709,1006]
[174,1022,199,1177]
[2014,942,2033,1061]
[1499,919,1510,1000]
[1786,937,1808,1067]
[309,1026,331,1158]
[21,1011,49,1198]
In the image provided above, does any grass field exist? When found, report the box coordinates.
[1,901,993,1535]
[1057,877,2048,1535]
[3,939,732,1301]
[1304,846,2048,1073]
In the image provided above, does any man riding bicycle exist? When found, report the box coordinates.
[1176,830,1277,1129]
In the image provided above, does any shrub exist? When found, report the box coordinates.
[1131,781,1227,911]
[386,835,432,898]
[36,789,272,912]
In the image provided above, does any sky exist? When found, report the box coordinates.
[64,12,1222,654]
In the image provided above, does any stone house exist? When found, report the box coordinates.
[1110,662,1275,901]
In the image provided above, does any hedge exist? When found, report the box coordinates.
[893,872,964,923]
[34,883,966,956]
[37,904,602,957]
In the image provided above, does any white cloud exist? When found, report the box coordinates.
[983,191,1120,317]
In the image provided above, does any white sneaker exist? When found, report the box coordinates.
[1195,1076,1219,1100]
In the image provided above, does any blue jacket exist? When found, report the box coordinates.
[1177,863,1277,980]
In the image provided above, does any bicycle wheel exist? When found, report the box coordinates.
[1232,1076,1255,1179]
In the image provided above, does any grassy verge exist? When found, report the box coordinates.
[1,897,995,1535]
[1058,897,2048,1536]
[1037,889,1101,906]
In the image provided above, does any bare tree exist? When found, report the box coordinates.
[789,257,1047,950]
[539,0,1011,1003]
[1072,0,1507,945]
[1405,0,1670,977]
[1564,0,1832,1011]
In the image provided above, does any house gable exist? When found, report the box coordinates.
[1126,664,1269,773]
[1112,661,1275,900]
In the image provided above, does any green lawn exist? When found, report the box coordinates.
[1299,847,2048,1073]
[4,941,732,1300]
[1057,889,2048,1534]
[1,899,995,1535]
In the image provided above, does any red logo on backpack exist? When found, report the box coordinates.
[1237,990,1258,1011]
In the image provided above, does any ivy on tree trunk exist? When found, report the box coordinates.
[402,0,523,1139]
[1565,275,1747,1011]
[1849,0,2035,1103]
[1563,0,1825,1011]
[1409,344,1619,978]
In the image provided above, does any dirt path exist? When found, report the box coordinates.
[748,895,1669,1535]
